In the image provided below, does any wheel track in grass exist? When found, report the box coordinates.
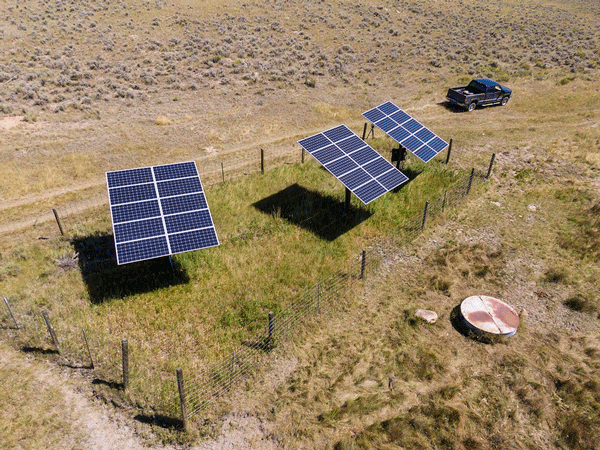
[1,105,595,237]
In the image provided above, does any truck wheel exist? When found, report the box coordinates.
[501,96,509,106]
[467,102,477,112]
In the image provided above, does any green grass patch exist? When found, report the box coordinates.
[0,157,466,415]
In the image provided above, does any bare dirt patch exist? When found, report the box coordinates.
[0,116,23,130]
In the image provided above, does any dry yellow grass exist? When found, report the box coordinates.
[1,0,599,448]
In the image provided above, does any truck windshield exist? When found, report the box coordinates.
[467,80,486,93]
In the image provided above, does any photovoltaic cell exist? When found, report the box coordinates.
[297,125,408,204]
[337,135,367,153]
[106,167,153,188]
[154,161,198,181]
[323,125,353,142]
[109,183,157,206]
[169,228,219,254]
[106,161,219,265]
[313,145,344,165]
[116,237,169,265]
[157,177,203,198]
[164,210,214,234]
[326,156,358,177]
[111,200,161,224]
[114,217,164,244]
[160,193,208,216]
[362,101,448,163]
[350,147,379,166]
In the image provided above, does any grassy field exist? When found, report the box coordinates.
[1,0,599,448]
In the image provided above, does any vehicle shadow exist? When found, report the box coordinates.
[438,101,467,113]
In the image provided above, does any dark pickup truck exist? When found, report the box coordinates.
[446,78,512,112]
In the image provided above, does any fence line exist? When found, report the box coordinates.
[176,169,487,423]
[1,150,490,427]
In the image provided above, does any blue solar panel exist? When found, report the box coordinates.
[323,125,354,142]
[376,117,398,133]
[388,126,411,143]
[164,210,214,234]
[378,101,398,115]
[414,147,434,162]
[362,101,448,163]
[378,169,409,190]
[116,236,170,265]
[349,147,380,166]
[158,177,203,198]
[106,161,219,265]
[364,158,391,177]
[337,135,367,154]
[416,127,436,143]
[313,145,344,165]
[390,110,411,125]
[106,167,153,188]
[402,135,424,151]
[111,200,161,224]
[403,119,422,134]
[429,136,448,152]
[297,125,408,204]
[161,193,207,215]
[326,156,358,177]
[298,134,330,153]
[169,228,219,254]
[354,180,387,204]
[362,108,385,123]
[114,217,164,244]
[154,161,198,181]
[340,168,372,190]
[109,183,157,206]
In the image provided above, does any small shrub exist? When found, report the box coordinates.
[543,267,569,284]
[564,296,597,314]
[304,77,316,88]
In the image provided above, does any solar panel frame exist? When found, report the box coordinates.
[297,125,408,204]
[106,161,219,265]
[362,101,449,163]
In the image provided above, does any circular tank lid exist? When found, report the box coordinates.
[460,295,519,336]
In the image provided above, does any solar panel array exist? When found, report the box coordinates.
[106,161,219,265]
[298,125,408,204]
[363,101,448,163]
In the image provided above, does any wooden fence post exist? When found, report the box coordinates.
[260,148,264,174]
[82,329,94,369]
[221,162,225,183]
[4,297,18,329]
[360,249,366,279]
[176,367,189,432]
[122,338,129,389]
[442,190,447,213]
[268,311,274,344]
[41,310,60,354]
[421,201,429,231]
[467,168,475,195]
[52,208,65,236]
[486,153,496,179]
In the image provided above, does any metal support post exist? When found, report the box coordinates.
[486,153,496,179]
[445,138,453,164]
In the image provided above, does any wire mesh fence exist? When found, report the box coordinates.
[2,146,492,427]
[176,169,488,424]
